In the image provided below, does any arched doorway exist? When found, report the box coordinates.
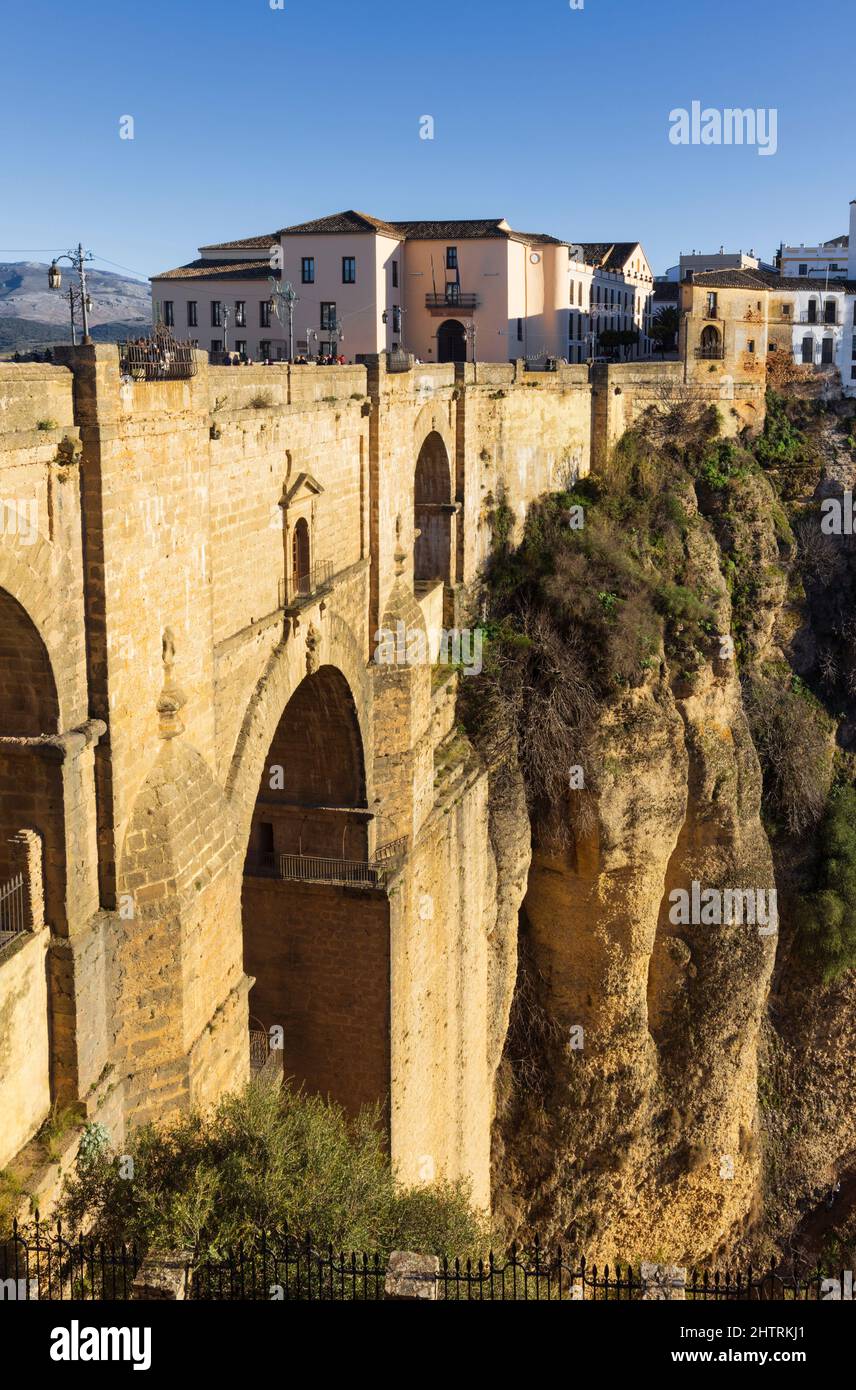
[437,319,467,363]
[699,324,722,359]
[291,517,311,597]
[0,588,59,889]
[241,665,390,1116]
[414,431,454,586]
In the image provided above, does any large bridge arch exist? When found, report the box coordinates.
[229,617,389,1118]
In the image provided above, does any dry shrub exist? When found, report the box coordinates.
[744,675,834,833]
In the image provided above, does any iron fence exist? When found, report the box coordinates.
[0,871,25,951]
[278,559,334,609]
[1,1219,139,1300]
[1,1221,850,1301]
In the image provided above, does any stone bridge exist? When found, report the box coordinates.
[0,347,594,1210]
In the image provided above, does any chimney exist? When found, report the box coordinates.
[849,201,856,281]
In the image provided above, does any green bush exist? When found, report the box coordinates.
[58,1083,487,1260]
[798,786,856,981]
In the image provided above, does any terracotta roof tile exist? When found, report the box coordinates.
[151,258,275,282]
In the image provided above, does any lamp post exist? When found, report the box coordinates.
[222,305,231,355]
[463,320,478,364]
[329,317,344,360]
[269,277,299,362]
[48,244,94,344]
[305,328,319,360]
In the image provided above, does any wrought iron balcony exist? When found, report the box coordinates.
[425,292,479,313]
[278,559,335,610]
[798,313,840,326]
[245,850,389,888]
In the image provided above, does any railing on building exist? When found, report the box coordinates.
[118,325,198,382]
[695,345,726,360]
[425,292,479,311]
[0,871,26,952]
[798,313,840,326]
[278,559,334,610]
[245,851,389,888]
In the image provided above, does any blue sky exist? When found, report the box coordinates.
[2,0,854,281]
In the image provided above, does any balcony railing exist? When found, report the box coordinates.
[0,872,26,952]
[245,851,389,888]
[278,559,335,610]
[118,326,198,382]
[695,345,726,360]
[703,309,720,320]
[798,314,840,326]
[425,292,479,312]
[249,1030,284,1085]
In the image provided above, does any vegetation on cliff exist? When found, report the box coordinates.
[472,381,856,1261]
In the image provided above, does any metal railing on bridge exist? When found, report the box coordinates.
[0,872,26,953]
[245,851,389,888]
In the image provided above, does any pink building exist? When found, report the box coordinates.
[151,210,653,365]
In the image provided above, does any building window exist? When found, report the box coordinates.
[392,260,398,288]
[446,282,461,304]
[163,300,174,327]
[801,336,814,364]
[235,340,247,357]
[799,263,808,276]
[302,257,315,284]
[706,292,718,318]
[747,339,755,353]
[518,317,524,341]
[781,304,791,318]
[822,336,834,364]
[320,302,337,330]
[824,299,837,324]
[235,301,246,327]
[851,366,856,380]
[342,256,356,284]
[807,299,818,324]
[446,247,458,270]
[392,306,402,334]
[852,335,856,359]
[259,300,271,328]
[210,339,223,354]
[259,340,272,359]
[187,301,197,328]
[211,301,222,327]
[769,342,777,351]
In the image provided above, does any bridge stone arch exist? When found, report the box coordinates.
[0,540,82,734]
[228,613,389,1118]
[226,611,373,853]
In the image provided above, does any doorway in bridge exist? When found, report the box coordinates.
[437,318,466,363]
[414,431,454,590]
[0,588,63,918]
[241,665,390,1117]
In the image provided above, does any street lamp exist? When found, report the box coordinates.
[48,243,95,344]
[222,305,231,354]
[329,317,344,359]
[463,320,478,363]
[268,277,299,362]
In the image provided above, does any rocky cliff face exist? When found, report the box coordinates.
[487,401,856,1263]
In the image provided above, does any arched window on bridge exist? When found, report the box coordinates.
[291,516,311,597]
[414,431,453,589]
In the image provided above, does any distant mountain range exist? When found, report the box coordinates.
[0,261,150,353]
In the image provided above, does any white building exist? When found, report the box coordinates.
[576,243,656,360]
[150,211,656,366]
